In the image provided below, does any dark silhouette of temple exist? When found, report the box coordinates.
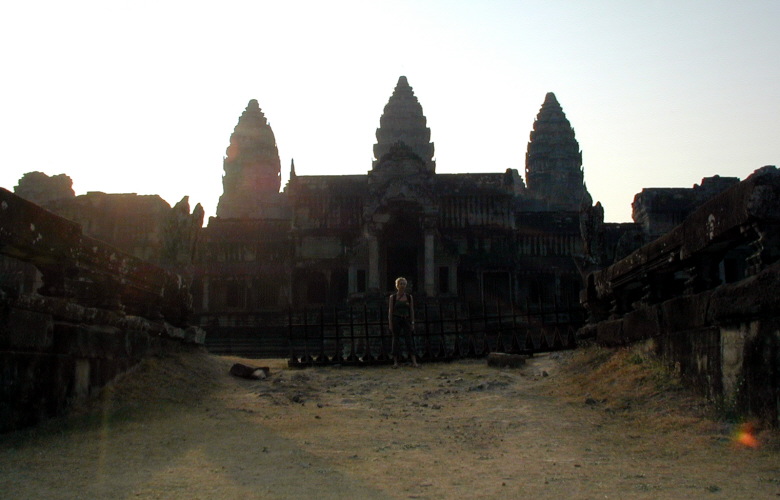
[192,77,590,323]
[8,76,742,349]
[5,77,778,426]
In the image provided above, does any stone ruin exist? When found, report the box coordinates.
[3,76,778,426]
[579,166,780,426]
[0,187,205,432]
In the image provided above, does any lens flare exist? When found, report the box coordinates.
[733,423,760,449]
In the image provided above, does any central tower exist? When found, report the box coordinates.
[373,76,435,173]
[525,92,587,210]
[217,99,282,218]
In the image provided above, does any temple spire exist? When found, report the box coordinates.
[525,92,587,210]
[373,76,435,173]
[216,100,282,218]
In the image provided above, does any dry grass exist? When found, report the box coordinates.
[3,343,779,499]
[552,340,780,450]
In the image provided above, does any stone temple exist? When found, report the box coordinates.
[191,76,591,324]
[9,76,742,349]
[4,76,776,427]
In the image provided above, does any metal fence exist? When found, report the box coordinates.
[288,299,583,367]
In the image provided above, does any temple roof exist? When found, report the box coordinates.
[225,100,280,164]
[217,100,283,219]
[527,92,579,157]
[524,92,586,210]
[373,76,435,172]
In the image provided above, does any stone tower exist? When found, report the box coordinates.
[525,93,587,210]
[373,76,435,173]
[216,99,282,218]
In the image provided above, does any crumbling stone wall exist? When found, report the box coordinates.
[0,188,205,432]
[579,166,780,426]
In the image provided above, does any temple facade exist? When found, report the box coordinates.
[13,77,738,321]
[8,76,753,355]
[191,76,591,323]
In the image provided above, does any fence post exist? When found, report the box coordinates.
[437,301,447,358]
[363,302,375,363]
[301,308,312,365]
[316,306,328,364]
[421,301,433,360]
[288,307,299,366]
[496,299,504,353]
[347,305,358,363]
[525,296,535,352]
[466,303,477,357]
[333,306,343,363]
[510,301,520,353]
[451,301,462,359]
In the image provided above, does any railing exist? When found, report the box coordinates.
[288,299,583,367]
[582,166,780,325]
[0,188,192,327]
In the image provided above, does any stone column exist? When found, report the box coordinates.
[449,264,458,295]
[202,276,209,310]
[348,265,356,294]
[424,232,435,296]
[368,235,380,290]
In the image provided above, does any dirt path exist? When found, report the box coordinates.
[1,346,778,499]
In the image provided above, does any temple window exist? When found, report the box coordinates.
[226,281,245,308]
[357,269,367,293]
[438,266,449,294]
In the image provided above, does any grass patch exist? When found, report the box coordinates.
[552,340,722,438]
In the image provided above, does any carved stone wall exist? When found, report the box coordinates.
[579,166,780,425]
[0,188,204,432]
[192,78,591,333]
[632,175,740,239]
[15,188,204,270]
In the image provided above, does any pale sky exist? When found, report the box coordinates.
[1,0,778,223]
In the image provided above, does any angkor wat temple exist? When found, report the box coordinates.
[8,76,741,342]
[5,77,778,426]
[197,76,592,319]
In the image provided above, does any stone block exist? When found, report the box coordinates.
[164,323,186,340]
[126,329,151,359]
[53,323,125,358]
[575,323,598,341]
[184,326,206,344]
[737,319,780,426]
[657,326,721,398]
[0,351,75,433]
[596,319,624,346]
[709,266,780,324]
[73,358,91,399]
[660,292,711,332]
[0,309,53,350]
[622,305,661,342]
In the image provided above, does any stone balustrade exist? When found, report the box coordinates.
[0,188,204,432]
[579,166,780,425]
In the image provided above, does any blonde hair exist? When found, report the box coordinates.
[395,277,407,287]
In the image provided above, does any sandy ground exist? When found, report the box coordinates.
[1,345,778,500]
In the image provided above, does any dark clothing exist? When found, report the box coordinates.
[390,293,416,359]
[391,315,416,359]
[393,296,412,318]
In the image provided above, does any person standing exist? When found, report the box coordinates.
[388,277,419,367]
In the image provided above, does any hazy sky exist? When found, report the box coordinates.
[1,0,778,223]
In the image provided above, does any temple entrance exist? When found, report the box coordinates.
[386,243,418,292]
[382,212,421,293]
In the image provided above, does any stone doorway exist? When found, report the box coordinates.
[386,243,418,292]
[382,213,421,293]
